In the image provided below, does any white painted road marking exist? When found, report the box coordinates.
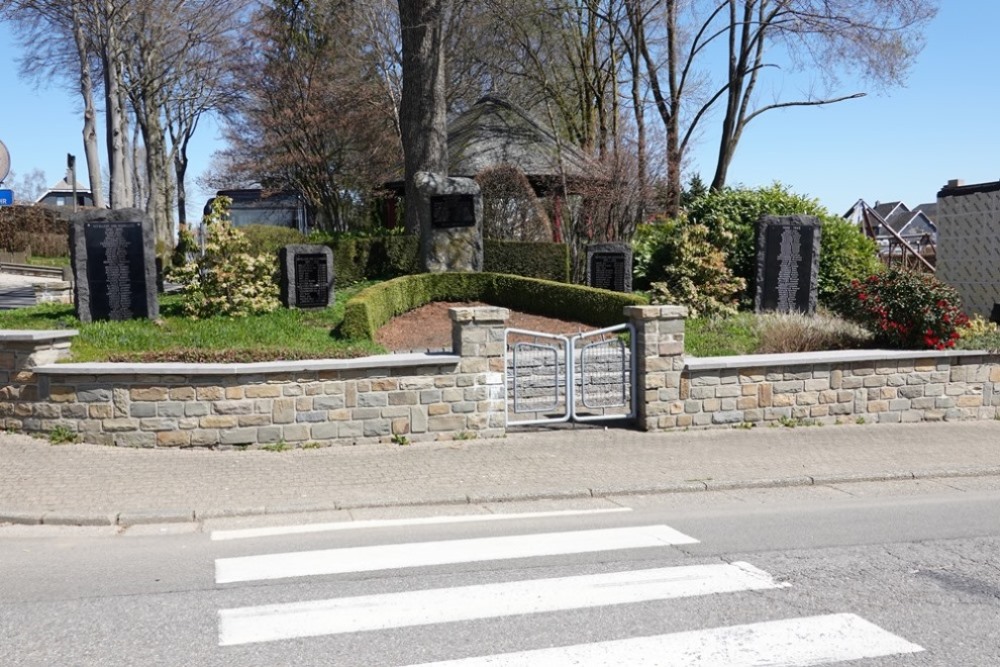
[403,613,924,666]
[215,524,697,583]
[210,507,633,541]
[218,561,785,646]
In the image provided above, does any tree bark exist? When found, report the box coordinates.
[70,1,104,208]
[398,0,449,236]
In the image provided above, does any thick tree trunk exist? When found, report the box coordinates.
[398,0,448,236]
[102,22,128,208]
[71,2,104,208]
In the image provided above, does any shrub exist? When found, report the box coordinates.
[754,311,871,354]
[327,234,420,285]
[817,218,882,303]
[239,225,308,257]
[0,205,69,257]
[339,272,646,341]
[638,217,745,318]
[168,196,280,318]
[830,269,967,349]
[956,315,1000,352]
[684,183,878,305]
[475,164,552,241]
[484,239,570,282]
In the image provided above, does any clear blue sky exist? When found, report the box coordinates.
[0,2,992,218]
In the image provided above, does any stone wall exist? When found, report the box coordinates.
[677,352,999,427]
[2,305,999,446]
[0,308,508,448]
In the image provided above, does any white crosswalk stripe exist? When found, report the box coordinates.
[402,614,924,667]
[218,561,786,646]
[215,524,699,583]
[214,515,925,664]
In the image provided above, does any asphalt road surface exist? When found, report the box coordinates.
[2,478,999,666]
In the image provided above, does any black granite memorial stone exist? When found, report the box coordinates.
[754,215,821,315]
[279,244,334,309]
[70,208,159,323]
[586,243,633,292]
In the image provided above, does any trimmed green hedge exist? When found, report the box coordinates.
[484,239,570,283]
[325,235,571,285]
[340,272,647,341]
[329,235,421,285]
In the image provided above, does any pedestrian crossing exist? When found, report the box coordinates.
[212,510,924,664]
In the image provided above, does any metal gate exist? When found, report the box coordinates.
[505,323,636,426]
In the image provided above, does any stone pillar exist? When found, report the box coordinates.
[626,305,687,431]
[416,172,484,273]
[0,331,77,433]
[450,306,509,437]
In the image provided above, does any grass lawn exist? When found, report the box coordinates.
[0,283,384,362]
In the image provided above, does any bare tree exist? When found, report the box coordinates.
[623,0,936,215]
[217,0,400,231]
[709,0,937,191]
[1,0,107,207]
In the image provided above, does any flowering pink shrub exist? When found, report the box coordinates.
[831,269,968,350]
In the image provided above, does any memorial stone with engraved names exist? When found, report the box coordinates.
[754,215,821,315]
[70,208,159,323]
[279,244,335,309]
[586,243,633,292]
[415,172,483,273]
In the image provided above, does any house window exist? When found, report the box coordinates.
[56,197,65,206]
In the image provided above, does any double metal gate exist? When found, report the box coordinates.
[505,323,636,426]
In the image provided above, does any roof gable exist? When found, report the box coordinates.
[447,96,594,179]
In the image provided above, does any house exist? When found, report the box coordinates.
[35,176,94,209]
[383,96,599,239]
[843,199,937,258]
[936,178,1000,320]
[204,189,309,234]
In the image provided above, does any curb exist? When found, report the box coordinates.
[3,466,999,528]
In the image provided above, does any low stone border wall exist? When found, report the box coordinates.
[0,308,508,448]
[1,304,998,447]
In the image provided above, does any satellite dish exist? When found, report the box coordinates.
[0,139,10,183]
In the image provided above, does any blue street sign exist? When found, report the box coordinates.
[0,189,13,206]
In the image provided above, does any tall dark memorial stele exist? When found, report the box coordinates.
[279,244,335,309]
[586,243,633,292]
[415,171,483,273]
[70,208,159,323]
[754,214,822,315]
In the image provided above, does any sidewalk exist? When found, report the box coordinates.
[2,421,1000,527]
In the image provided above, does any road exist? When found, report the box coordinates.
[2,478,999,666]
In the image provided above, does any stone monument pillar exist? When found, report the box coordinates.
[69,208,159,323]
[754,215,821,315]
[415,171,483,273]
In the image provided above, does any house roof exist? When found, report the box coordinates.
[872,201,907,220]
[447,96,594,180]
[37,177,91,199]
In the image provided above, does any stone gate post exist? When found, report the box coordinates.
[626,305,687,430]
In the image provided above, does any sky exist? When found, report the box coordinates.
[0,2,995,221]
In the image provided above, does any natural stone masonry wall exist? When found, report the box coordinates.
[0,307,508,448]
[678,352,1000,427]
[1,306,998,446]
[624,306,999,429]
